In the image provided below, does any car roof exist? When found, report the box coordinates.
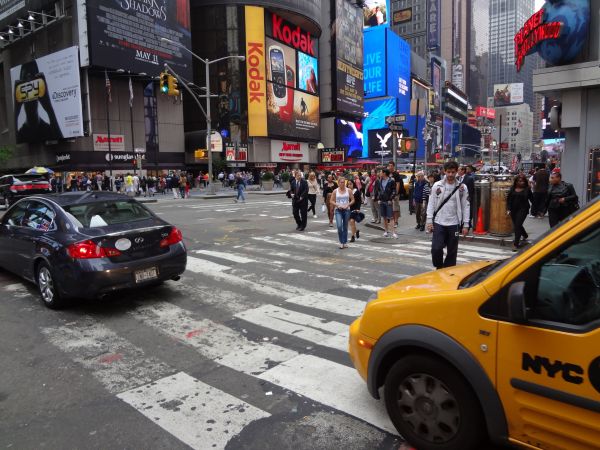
[26,191,135,207]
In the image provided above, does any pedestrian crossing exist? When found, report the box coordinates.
[7,225,514,449]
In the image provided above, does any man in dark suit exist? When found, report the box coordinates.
[289,171,308,231]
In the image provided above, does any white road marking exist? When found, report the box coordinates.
[194,250,257,264]
[186,257,231,274]
[258,355,397,435]
[186,256,310,298]
[235,304,348,351]
[41,319,173,394]
[286,293,365,317]
[412,240,511,256]
[118,372,270,450]
[394,243,505,261]
[130,302,297,375]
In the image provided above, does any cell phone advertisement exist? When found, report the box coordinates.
[10,46,84,144]
[264,12,320,141]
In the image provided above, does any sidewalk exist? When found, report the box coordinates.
[137,186,287,203]
[364,200,550,247]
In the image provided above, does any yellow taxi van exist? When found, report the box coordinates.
[349,198,600,450]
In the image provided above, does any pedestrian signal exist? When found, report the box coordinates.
[401,138,417,153]
[167,75,179,96]
[160,72,169,94]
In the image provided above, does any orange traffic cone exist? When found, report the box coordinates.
[473,206,487,235]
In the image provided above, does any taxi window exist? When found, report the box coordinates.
[531,226,600,326]
[22,201,57,231]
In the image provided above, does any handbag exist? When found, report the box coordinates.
[321,204,326,213]
[350,210,365,223]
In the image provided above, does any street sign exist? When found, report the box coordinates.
[389,124,404,132]
[385,114,407,125]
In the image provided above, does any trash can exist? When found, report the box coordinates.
[473,175,492,233]
[489,175,514,236]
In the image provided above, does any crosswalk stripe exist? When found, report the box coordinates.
[194,249,258,264]
[393,243,503,260]
[117,371,270,450]
[41,319,174,394]
[235,304,349,352]
[185,256,311,298]
[258,354,397,435]
[286,293,365,317]
[130,302,298,375]
[186,257,231,273]
[412,239,511,256]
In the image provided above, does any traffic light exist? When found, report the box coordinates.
[159,72,169,94]
[167,74,179,96]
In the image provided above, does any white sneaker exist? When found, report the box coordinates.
[392,233,398,239]
[313,214,318,219]
[383,232,389,238]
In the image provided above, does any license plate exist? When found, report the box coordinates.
[135,267,158,283]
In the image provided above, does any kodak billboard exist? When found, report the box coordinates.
[245,6,268,136]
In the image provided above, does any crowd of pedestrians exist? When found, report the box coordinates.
[280,161,577,268]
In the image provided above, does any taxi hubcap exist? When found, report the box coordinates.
[397,373,460,443]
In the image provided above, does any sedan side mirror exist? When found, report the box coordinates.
[508,281,528,324]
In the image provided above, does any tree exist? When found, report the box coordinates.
[0,146,14,168]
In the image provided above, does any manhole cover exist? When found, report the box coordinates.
[228,219,250,223]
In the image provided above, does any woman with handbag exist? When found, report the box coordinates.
[506,174,534,251]
[348,179,363,243]
[330,177,355,249]
[307,172,320,218]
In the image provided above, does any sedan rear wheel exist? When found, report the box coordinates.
[37,262,64,309]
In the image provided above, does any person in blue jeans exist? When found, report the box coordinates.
[234,173,246,203]
[329,177,355,249]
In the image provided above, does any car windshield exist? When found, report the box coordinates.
[63,200,153,228]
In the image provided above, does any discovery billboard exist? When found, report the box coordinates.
[86,0,192,78]
[11,46,84,143]
[493,83,524,106]
[334,0,364,116]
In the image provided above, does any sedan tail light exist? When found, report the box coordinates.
[160,227,183,248]
[67,240,121,259]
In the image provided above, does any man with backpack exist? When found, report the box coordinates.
[426,161,470,269]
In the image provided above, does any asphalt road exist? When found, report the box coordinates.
[0,195,513,449]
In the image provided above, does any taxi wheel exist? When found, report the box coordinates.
[37,262,65,309]
[384,355,486,450]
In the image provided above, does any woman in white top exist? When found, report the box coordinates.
[307,172,320,218]
[329,176,355,248]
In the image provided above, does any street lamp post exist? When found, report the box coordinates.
[160,37,245,194]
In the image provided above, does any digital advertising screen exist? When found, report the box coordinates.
[443,117,453,154]
[334,0,364,116]
[431,61,442,112]
[264,11,320,141]
[336,119,364,159]
[364,26,386,99]
[10,46,84,144]
[363,0,389,28]
[362,97,397,158]
[86,0,192,78]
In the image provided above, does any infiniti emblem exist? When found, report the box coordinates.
[134,237,145,244]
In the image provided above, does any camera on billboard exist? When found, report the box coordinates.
[15,75,47,103]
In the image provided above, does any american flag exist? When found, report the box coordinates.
[105,69,112,103]
[128,76,134,108]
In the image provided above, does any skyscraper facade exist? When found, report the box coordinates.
[469,0,490,107]
[488,0,538,109]
[390,0,428,59]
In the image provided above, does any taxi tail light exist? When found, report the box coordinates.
[9,183,49,192]
[67,240,121,259]
[160,227,183,248]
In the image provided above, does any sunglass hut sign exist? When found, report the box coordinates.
[269,13,316,56]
